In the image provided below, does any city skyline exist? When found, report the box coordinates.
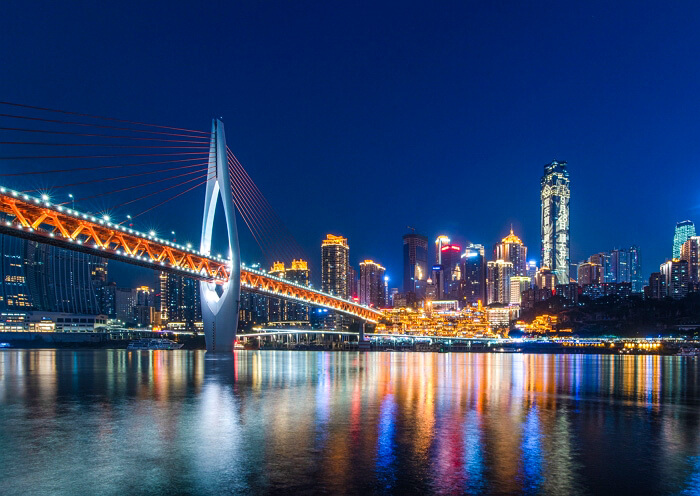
[2,2,700,291]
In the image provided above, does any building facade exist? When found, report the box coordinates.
[402,232,428,302]
[486,260,513,305]
[495,228,527,276]
[681,236,700,286]
[359,260,386,307]
[673,220,696,260]
[660,259,689,300]
[540,160,570,285]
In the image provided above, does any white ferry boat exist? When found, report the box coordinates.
[127,338,183,350]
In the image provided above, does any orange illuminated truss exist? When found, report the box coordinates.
[240,269,382,322]
[0,188,382,322]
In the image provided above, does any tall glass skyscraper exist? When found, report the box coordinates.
[540,160,570,285]
[673,220,696,260]
[402,232,428,302]
[0,234,106,314]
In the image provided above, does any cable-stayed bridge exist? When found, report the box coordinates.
[0,102,381,351]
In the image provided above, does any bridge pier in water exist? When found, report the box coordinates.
[199,119,241,353]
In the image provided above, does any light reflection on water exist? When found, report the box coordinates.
[0,350,699,495]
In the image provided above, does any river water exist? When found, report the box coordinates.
[0,350,699,495]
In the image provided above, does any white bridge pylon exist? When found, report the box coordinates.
[200,119,241,352]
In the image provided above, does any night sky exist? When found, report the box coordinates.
[2,1,700,289]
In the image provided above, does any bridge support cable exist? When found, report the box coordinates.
[226,162,281,265]
[0,103,214,233]
[226,148,309,267]
[226,159,297,266]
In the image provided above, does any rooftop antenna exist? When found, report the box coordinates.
[406,225,416,233]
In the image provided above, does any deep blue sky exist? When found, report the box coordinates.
[2,1,700,288]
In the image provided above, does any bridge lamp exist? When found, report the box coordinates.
[41,194,50,202]
[149,230,156,237]
[103,215,110,222]
[68,193,74,208]
[186,243,192,249]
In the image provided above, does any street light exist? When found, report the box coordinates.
[68,193,74,209]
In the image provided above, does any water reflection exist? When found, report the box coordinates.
[0,350,699,494]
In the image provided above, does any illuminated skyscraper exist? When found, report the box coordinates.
[321,234,349,330]
[486,260,513,305]
[270,259,311,322]
[495,227,527,276]
[440,243,462,298]
[435,235,450,264]
[403,232,428,302]
[660,259,689,299]
[158,272,201,329]
[359,260,385,307]
[680,237,700,285]
[461,244,486,305]
[321,234,349,298]
[577,261,602,285]
[540,160,570,285]
[673,220,696,259]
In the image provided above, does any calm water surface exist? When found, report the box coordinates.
[0,350,699,495]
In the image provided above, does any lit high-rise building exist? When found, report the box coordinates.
[628,246,643,293]
[673,220,696,259]
[321,234,349,330]
[321,234,349,298]
[526,260,538,288]
[577,261,602,286]
[403,232,428,302]
[460,244,486,305]
[269,259,311,322]
[681,236,700,285]
[540,160,570,285]
[660,259,689,299]
[589,252,613,282]
[435,235,450,264]
[159,272,201,329]
[495,227,527,276]
[440,244,462,298]
[486,260,513,305]
[509,276,530,305]
[359,260,386,307]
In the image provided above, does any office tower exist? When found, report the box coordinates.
[509,276,531,305]
[589,252,613,282]
[461,244,486,305]
[577,261,602,286]
[435,235,450,264]
[495,227,527,276]
[681,237,700,285]
[440,243,462,298]
[540,160,570,285]
[114,287,136,322]
[486,260,513,305]
[609,248,630,284]
[347,264,357,300]
[403,232,428,302]
[159,272,201,329]
[321,234,349,330]
[286,259,311,286]
[673,220,696,259]
[660,259,689,299]
[0,234,32,311]
[359,260,386,307]
[2,235,107,315]
[647,272,665,299]
[535,267,557,290]
[276,259,311,322]
[628,246,643,293]
[321,234,349,298]
[526,261,538,287]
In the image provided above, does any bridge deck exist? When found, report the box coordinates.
[0,187,382,322]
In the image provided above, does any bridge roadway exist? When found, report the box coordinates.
[0,187,382,323]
